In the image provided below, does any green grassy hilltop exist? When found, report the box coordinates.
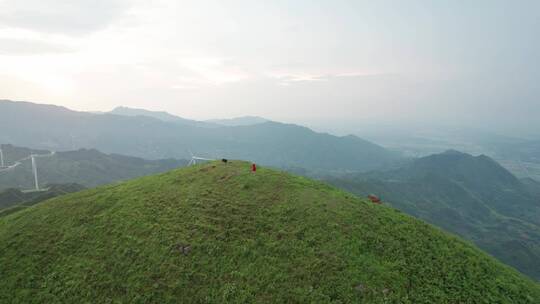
[1,161,539,303]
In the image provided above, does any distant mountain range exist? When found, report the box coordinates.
[327,150,540,280]
[346,124,540,181]
[4,99,539,280]
[0,144,187,191]
[108,106,268,127]
[206,116,269,126]
[108,106,219,128]
[0,100,400,173]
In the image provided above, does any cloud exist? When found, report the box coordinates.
[269,71,392,86]
[171,56,251,88]
[0,0,538,137]
[0,0,133,35]
[0,38,74,55]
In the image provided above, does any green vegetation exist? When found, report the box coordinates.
[1,161,539,303]
[328,150,540,280]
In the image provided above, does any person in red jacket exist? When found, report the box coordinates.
[252,163,257,172]
[368,194,381,204]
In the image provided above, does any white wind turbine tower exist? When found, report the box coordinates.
[27,151,55,191]
[31,154,40,191]
[0,149,55,187]
[0,147,4,168]
[188,151,214,166]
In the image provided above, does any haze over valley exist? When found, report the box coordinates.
[1,1,540,302]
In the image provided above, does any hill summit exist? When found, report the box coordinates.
[328,150,540,280]
[1,161,539,302]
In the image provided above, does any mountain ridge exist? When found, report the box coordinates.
[0,99,400,173]
[109,106,219,128]
[206,116,269,126]
[328,150,540,280]
[0,144,187,191]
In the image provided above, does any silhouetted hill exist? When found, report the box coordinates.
[1,161,539,302]
[328,150,540,280]
[0,144,187,191]
[0,100,400,173]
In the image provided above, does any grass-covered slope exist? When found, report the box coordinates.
[1,162,539,303]
[327,150,540,280]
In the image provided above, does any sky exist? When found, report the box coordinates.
[1,0,539,136]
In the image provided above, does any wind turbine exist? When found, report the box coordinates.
[27,151,55,191]
[31,154,40,191]
[188,150,214,166]
[0,147,4,168]
[0,150,55,187]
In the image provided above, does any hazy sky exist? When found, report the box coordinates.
[1,0,539,135]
